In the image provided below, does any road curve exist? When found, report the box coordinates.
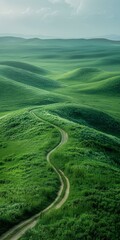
[0,115,9,120]
[0,111,70,240]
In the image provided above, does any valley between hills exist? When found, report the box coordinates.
[0,38,120,240]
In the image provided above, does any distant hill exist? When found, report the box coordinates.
[0,36,120,44]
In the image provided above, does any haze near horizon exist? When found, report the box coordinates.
[0,0,120,39]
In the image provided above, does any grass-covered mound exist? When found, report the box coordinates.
[0,111,60,235]
[77,76,120,96]
[0,75,65,111]
[0,66,61,90]
[21,110,120,240]
[0,38,120,239]
[50,104,120,137]
[0,61,48,75]
[59,67,101,83]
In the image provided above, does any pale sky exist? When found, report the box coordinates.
[0,0,120,38]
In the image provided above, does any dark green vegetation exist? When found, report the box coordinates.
[0,111,60,235]
[0,37,120,239]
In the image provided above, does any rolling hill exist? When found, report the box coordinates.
[0,38,120,240]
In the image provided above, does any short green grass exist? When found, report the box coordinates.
[21,109,120,240]
[0,111,60,235]
[0,37,120,239]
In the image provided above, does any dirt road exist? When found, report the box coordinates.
[0,111,70,240]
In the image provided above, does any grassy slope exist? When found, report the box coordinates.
[22,108,120,240]
[0,111,60,235]
[0,38,120,239]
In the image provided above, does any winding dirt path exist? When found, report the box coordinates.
[0,111,70,240]
[0,115,9,120]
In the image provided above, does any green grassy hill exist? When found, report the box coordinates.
[0,38,120,240]
[49,104,120,137]
[0,65,61,90]
[80,76,120,95]
[0,61,48,74]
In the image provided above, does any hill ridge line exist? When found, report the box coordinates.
[0,110,70,240]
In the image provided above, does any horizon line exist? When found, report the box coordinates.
[0,35,120,42]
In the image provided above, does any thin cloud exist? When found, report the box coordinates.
[22,8,32,15]
[65,0,83,13]
[0,0,119,38]
[49,0,61,3]
[0,4,58,20]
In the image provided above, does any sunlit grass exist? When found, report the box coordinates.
[0,38,120,239]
